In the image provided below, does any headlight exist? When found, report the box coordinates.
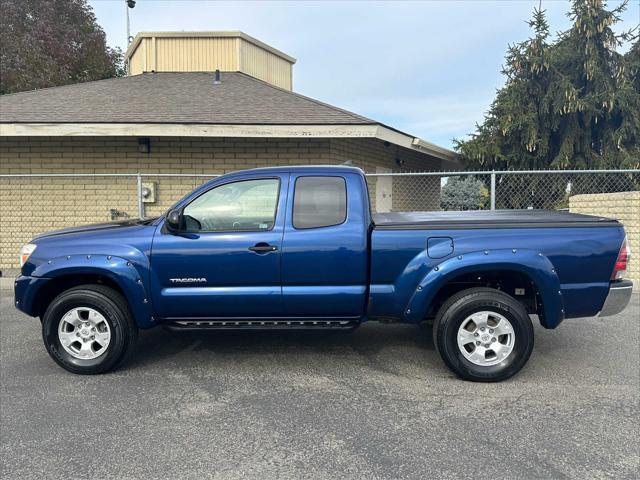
[20,244,37,267]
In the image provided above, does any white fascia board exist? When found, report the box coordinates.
[375,125,457,162]
[0,122,457,162]
[0,123,379,138]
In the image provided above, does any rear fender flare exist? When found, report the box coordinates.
[403,249,564,328]
[31,255,154,328]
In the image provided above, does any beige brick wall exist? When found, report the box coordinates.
[0,136,442,270]
[569,191,640,282]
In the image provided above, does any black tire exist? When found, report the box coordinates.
[42,285,138,374]
[433,287,533,382]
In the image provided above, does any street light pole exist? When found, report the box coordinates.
[126,3,130,46]
[125,0,136,74]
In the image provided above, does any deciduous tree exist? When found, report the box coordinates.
[0,0,124,94]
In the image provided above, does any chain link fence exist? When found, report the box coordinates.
[365,169,640,213]
[1,169,639,270]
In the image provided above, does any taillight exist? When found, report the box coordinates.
[611,236,631,281]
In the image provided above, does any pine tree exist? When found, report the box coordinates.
[454,0,639,207]
[440,176,489,210]
[455,7,553,170]
[550,0,638,169]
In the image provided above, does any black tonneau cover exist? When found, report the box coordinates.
[373,209,620,230]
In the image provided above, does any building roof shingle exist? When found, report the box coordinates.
[0,72,375,125]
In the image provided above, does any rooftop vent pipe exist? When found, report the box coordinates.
[213,69,221,85]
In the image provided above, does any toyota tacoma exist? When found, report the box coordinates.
[14,166,633,381]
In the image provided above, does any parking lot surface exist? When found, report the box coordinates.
[1,290,638,480]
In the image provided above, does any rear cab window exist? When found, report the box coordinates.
[292,176,347,229]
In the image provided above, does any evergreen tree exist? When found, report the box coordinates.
[440,176,489,211]
[454,0,639,207]
[455,7,553,170]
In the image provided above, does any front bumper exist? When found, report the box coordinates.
[598,280,634,317]
[14,275,51,317]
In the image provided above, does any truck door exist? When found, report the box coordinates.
[150,174,288,319]
[281,173,369,317]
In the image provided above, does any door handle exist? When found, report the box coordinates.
[248,243,278,253]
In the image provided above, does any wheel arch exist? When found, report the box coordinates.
[404,249,564,328]
[426,268,541,317]
[29,255,154,328]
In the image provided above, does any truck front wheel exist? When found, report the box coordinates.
[433,287,534,382]
[42,285,138,374]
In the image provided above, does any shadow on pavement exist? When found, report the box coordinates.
[129,321,436,370]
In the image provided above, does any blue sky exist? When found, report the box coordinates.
[90,0,639,150]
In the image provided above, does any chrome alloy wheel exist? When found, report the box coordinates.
[457,311,515,366]
[57,307,111,360]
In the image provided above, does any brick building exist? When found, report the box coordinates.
[0,31,457,270]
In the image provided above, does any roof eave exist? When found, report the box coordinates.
[0,122,457,163]
[374,125,458,162]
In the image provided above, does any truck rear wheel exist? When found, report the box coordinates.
[42,285,138,374]
[433,287,533,382]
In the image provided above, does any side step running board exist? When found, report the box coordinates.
[165,319,360,331]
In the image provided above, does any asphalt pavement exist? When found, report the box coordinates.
[1,289,638,480]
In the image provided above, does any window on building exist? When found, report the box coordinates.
[293,176,347,229]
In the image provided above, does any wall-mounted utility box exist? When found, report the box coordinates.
[141,182,156,203]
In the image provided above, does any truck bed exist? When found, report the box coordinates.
[373,209,620,230]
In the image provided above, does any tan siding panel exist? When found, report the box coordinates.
[130,35,292,89]
[145,38,151,71]
[240,39,292,90]
[128,38,147,74]
[153,37,238,72]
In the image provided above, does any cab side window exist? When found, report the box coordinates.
[293,176,347,229]
[183,178,279,232]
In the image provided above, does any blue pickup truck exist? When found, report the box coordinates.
[15,166,633,381]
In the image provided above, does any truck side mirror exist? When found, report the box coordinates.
[166,209,182,231]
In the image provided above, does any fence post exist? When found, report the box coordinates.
[136,172,144,219]
[490,171,496,210]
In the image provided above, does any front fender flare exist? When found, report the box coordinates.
[403,249,565,328]
[31,255,154,328]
